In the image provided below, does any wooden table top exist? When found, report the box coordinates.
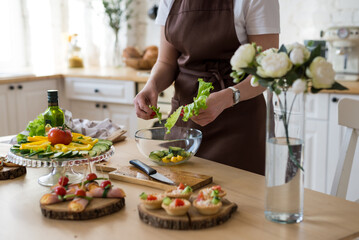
[1,139,359,240]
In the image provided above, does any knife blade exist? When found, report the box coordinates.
[129,159,176,185]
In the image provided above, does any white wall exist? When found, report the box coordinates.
[130,0,359,48]
[279,0,359,45]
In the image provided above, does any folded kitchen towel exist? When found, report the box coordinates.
[64,110,127,143]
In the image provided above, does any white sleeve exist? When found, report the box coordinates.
[245,0,280,35]
[155,0,174,26]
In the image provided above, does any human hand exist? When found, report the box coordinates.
[191,88,233,126]
[133,85,159,120]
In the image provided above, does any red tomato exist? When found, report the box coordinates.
[100,180,112,189]
[174,198,184,207]
[196,192,204,201]
[147,195,157,201]
[212,185,222,191]
[178,183,185,190]
[48,127,72,145]
[86,173,97,181]
[55,186,66,196]
[58,176,69,186]
[75,189,86,197]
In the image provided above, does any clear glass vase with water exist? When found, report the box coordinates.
[265,88,305,224]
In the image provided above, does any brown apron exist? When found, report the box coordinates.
[165,0,266,175]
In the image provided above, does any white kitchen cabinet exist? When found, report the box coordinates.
[65,77,137,137]
[0,79,58,136]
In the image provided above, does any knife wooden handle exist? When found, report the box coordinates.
[129,160,157,175]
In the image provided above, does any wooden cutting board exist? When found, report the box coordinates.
[0,144,26,180]
[95,161,213,191]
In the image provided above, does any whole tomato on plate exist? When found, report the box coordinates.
[48,127,72,145]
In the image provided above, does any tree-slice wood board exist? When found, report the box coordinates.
[0,166,26,180]
[40,198,125,220]
[138,198,238,230]
[96,162,212,191]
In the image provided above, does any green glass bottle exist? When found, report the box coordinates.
[43,90,64,133]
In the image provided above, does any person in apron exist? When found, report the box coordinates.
[134,0,279,175]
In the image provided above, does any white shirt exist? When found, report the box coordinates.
[155,0,280,44]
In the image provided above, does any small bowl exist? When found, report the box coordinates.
[135,126,202,166]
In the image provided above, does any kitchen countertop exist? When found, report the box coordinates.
[1,67,359,94]
[1,139,359,240]
[0,67,150,84]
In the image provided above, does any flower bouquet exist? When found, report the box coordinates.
[230,42,347,223]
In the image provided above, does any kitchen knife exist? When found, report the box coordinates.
[129,159,176,185]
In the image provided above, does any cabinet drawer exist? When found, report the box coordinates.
[65,77,135,104]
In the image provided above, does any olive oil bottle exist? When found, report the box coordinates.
[43,90,64,133]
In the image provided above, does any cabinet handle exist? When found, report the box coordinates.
[95,103,100,108]
[332,97,339,103]
[17,85,23,90]
[94,89,99,93]
[159,92,165,97]
[102,104,107,109]
[9,85,14,90]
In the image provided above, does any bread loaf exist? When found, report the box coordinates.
[123,45,158,70]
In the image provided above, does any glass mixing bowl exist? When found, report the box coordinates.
[135,126,202,166]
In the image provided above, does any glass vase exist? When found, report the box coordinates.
[265,87,305,224]
[113,33,123,67]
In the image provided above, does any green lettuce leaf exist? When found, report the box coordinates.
[26,114,45,137]
[165,78,214,133]
[149,105,162,124]
[164,106,183,134]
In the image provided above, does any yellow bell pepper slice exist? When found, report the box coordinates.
[20,141,51,151]
[66,142,93,151]
[27,136,48,142]
[162,157,170,163]
[54,144,68,152]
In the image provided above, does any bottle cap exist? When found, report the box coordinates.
[47,90,58,102]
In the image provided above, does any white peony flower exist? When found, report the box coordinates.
[306,57,335,88]
[230,43,256,71]
[292,79,307,94]
[288,43,310,65]
[256,52,292,78]
[250,76,259,87]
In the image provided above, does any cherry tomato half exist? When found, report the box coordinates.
[178,182,185,190]
[75,189,86,197]
[147,195,157,201]
[86,173,97,181]
[58,176,69,186]
[100,180,112,189]
[48,127,72,145]
[212,185,222,191]
[174,198,184,207]
[55,186,66,196]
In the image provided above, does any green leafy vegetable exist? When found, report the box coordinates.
[164,79,214,133]
[149,105,162,124]
[164,106,183,134]
[16,114,45,143]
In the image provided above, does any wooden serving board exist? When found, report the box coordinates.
[40,198,125,220]
[96,161,212,191]
[0,144,26,180]
[0,166,26,180]
[138,197,238,230]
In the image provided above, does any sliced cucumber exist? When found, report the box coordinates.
[10,147,21,153]
[61,151,73,158]
[97,139,113,147]
[20,149,31,155]
[53,152,64,158]
[149,152,161,161]
[92,143,109,154]
[12,144,21,148]
[89,150,97,157]
[71,151,79,157]
[38,152,55,158]
[79,150,89,157]
[169,146,183,156]
[28,150,44,157]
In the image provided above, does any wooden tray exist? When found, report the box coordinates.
[96,162,213,191]
[40,198,125,220]
[138,197,238,230]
